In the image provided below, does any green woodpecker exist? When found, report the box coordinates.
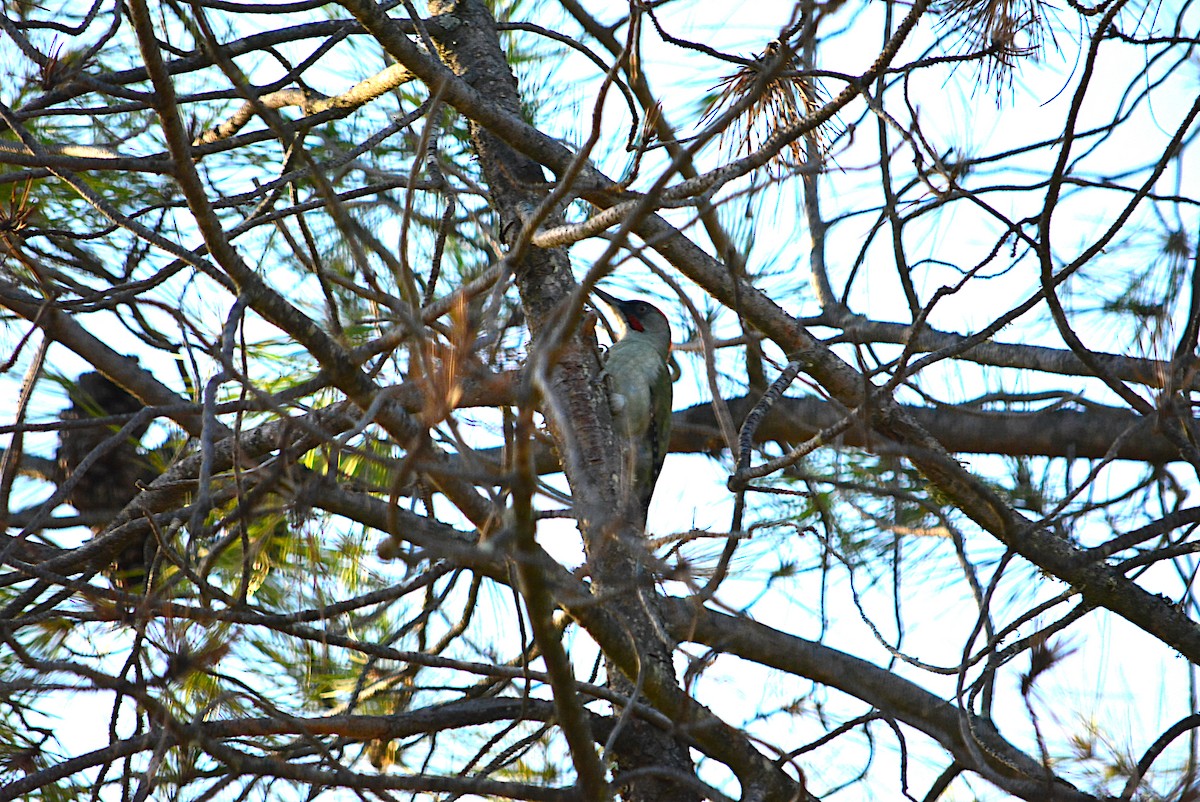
[593,288,673,521]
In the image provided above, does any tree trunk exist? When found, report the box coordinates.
[423,2,699,799]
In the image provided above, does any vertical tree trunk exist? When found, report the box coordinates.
[423,2,699,799]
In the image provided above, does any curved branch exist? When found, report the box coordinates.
[662,600,1098,802]
[7,699,587,800]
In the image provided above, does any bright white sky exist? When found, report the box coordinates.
[540,1,1200,799]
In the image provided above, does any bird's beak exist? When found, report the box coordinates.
[590,287,628,336]
[591,287,624,309]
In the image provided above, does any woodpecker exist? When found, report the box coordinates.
[593,288,673,522]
